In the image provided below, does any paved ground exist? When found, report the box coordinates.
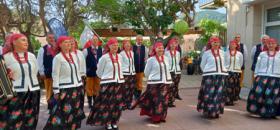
[36,74,279,130]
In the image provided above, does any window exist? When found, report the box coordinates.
[267,7,280,22]
[265,6,280,42]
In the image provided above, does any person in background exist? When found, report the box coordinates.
[247,38,280,118]
[225,40,243,105]
[37,32,57,104]
[1,33,41,129]
[197,37,228,119]
[165,38,182,107]
[251,35,270,72]
[44,36,85,130]
[83,36,103,109]
[233,33,248,88]
[119,39,136,110]
[170,35,183,100]
[87,37,125,130]
[133,34,148,99]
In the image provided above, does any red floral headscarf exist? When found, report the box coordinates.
[103,37,118,54]
[206,37,221,50]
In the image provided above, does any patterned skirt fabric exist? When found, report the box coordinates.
[247,76,280,118]
[87,83,124,126]
[122,75,136,110]
[44,87,85,130]
[197,75,226,118]
[225,72,241,105]
[169,72,181,104]
[137,84,170,123]
[0,90,40,130]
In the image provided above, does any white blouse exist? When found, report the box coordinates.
[3,52,40,92]
[164,50,181,74]
[52,52,83,94]
[200,50,228,76]
[225,51,243,73]
[96,53,125,84]
[72,50,86,77]
[144,56,172,84]
[255,51,280,78]
[119,50,136,75]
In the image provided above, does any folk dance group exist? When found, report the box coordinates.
[0,32,279,130]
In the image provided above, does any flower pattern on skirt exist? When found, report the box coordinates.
[169,72,181,104]
[197,75,226,118]
[121,75,136,110]
[44,87,85,130]
[137,84,170,122]
[87,83,123,126]
[225,72,241,104]
[0,90,40,130]
[247,76,280,118]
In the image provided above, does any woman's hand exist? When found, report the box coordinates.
[53,93,59,100]
[7,68,14,80]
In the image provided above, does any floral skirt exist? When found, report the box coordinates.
[44,87,85,130]
[197,75,226,118]
[122,75,136,110]
[0,90,40,130]
[86,83,123,126]
[137,84,170,123]
[247,76,280,118]
[169,72,181,104]
[225,72,241,105]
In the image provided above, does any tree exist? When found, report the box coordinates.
[195,19,226,51]
[0,0,48,52]
[171,0,198,26]
[87,0,198,44]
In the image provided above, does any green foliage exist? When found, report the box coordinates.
[30,36,41,55]
[187,50,201,59]
[124,0,179,35]
[90,21,110,29]
[174,20,189,35]
[90,0,125,25]
[0,38,4,46]
[195,19,226,51]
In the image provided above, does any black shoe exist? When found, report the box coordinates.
[134,90,142,99]
[175,95,182,100]
[168,103,176,107]
[87,96,93,109]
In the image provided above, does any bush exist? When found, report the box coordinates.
[30,36,41,55]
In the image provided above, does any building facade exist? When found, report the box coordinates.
[200,0,280,88]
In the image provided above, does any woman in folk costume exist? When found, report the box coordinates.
[70,37,86,118]
[44,36,85,130]
[0,33,40,129]
[164,38,181,107]
[119,39,136,110]
[87,37,125,130]
[197,37,228,119]
[247,38,280,118]
[133,42,172,124]
[224,40,243,105]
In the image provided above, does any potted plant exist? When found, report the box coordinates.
[187,50,201,75]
